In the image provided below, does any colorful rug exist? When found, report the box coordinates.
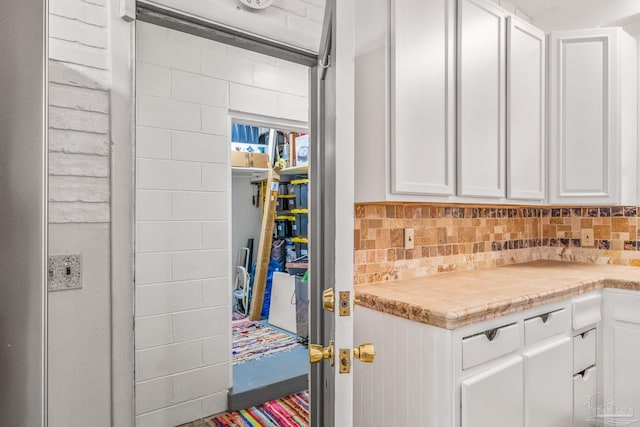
[232,316,302,365]
[208,392,309,427]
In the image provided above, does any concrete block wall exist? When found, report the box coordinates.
[134,21,309,426]
[146,0,325,52]
[47,0,112,426]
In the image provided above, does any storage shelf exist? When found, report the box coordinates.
[232,167,268,177]
[280,165,308,176]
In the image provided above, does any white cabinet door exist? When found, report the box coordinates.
[613,323,640,421]
[457,0,507,198]
[461,356,524,427]
[573,366,597,427]
[549,29,615,204]
[548,28,638,205]
[523,337,573,427]
[390,0,455,196]
[506,17,545,200]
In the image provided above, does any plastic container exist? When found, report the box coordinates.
[291,237,309,261]
[291,178,309,209]
[274,216,295,238]
[292,209,309,237]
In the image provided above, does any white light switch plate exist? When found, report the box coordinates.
[48,254,82,291]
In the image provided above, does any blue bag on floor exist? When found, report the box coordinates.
[248,259,284,319]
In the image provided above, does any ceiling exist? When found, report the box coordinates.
[509,0,640,34]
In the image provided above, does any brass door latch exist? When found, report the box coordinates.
[309,339,334,366]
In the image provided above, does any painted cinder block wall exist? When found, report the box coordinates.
[47,1,322,426]
[133,21,309,426]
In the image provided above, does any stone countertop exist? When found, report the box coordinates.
[354,260,640,330]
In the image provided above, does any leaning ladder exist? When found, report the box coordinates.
[249,165,281,320]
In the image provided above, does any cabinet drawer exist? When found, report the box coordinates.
[463,323,519,369]
[524,308,568,346]
[573,294,601,330]
[573,328,596,374]
[573,366,597,427]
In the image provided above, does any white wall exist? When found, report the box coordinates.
[144,0,325,53]
[47,0,112,425]
[134,21,308,426]
[231,176,263,271]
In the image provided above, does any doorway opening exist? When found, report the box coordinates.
[133,19,315,426]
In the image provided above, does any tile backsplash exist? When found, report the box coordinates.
[354,203,640,285]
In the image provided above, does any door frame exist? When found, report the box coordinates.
[110,2,330,425]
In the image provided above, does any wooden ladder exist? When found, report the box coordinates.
[249,165,281,320]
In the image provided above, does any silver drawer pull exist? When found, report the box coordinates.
[540,313,550,323]
[484,328,500,341]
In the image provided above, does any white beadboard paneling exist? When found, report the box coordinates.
[277,93,308,121]
[49,83,109,113]
[172,250,228,281]
[136,191,172,221]
[49,106,109,133]
[49,201,110,223]
[202,278,229,307]
[137,159,202,191]
[50,0,108,26]
[136,126,172,159]
[202,222,229,249]
[137,221,202,252]
[137,62,171,98]
[201,105,229,135]
[253,62,308,96]
[49,14,108,48]
[136,340,203,381]
[136,281,204,317]
[135,376,173,415]
[172,307,228,342]
[49,176,109,202]
[171,131,228,164]
[48,60,109,90]
[202,334,231,365]
[201,47,254,85]
[229,83,278,117]
[172,364,230,402]
[135,253,172,285]
[171,70,229,107]
[49,38,108,69]
[137,22,200,74]
[171,192,229,221]
[137,95,201,132]
[49,152,109,177]
[49,129,110,155]
[202,163,229,192]
[135,315,173,349]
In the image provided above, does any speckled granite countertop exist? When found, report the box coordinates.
[354,261,640,330]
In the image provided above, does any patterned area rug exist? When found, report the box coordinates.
[232,316,302,365]
[208,392,309,427]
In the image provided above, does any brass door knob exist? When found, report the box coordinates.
[353,343,375,363]
[323,288,334,312]
[309,339,334,366]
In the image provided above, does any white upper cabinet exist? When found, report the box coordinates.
[549,28,638,205]
[354,0,547,203]
[507,17,546,200]
[457,0,507,198]
[390,0,455,196]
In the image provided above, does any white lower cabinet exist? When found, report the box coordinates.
[354,289,640,427]
[573,366,597,427]
[461,357,524,427]
[523,337,573,427]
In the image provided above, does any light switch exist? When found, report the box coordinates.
[404,228,415,250]
[48,254,82,291]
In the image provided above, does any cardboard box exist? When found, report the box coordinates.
[231,151,270,168]
[231,151,250,167]
[251,152,270,168]
[294,135,309,166]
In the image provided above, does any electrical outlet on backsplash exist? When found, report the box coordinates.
[353,203,640,285]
